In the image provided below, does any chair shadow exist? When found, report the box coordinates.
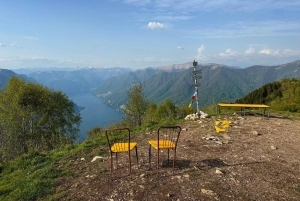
[194,158,266,170]
[161,159,191,169]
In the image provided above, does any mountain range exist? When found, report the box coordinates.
[4,67,133,95]
[93,60,300,109]
[1,60,300,111]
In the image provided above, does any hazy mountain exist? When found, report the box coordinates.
[94,60,300,109]
[0,69,34,88]
[25,67,133,95]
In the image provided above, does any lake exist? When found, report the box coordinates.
[69,93,123,142]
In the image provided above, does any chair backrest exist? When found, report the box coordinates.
[157,126,181,149]
[105,128,131,152]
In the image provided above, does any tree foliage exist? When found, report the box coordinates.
[235,78,300,112]
[0,77,81,162]
[235,81,282,104]
[122,82,148,128]
[86,126,105,140]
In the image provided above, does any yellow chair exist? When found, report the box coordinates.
[105,128,138,174]
[149,126,181,172]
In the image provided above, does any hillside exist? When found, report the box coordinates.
[236,78,300,112]
[1,114,300,200]
[94,60,300,110]
[60,115,300,200]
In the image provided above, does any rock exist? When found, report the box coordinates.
[175,175,182,179]
[86,174,96,178]
[215,141,223,145]
[204,136,219,141]
[91,156,103,162]
[81,158,85,161]
[167,193,173,197]
[215,168,224,174]
[271,145,277,150]
[185,114,196,120]
[201,189,216,196]
[251,131,260,136]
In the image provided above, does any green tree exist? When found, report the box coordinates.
[0,77,81,162]
[122,82,148,128]
[156,98,177,120]
[144,101,158,123]
[86,126,105,140]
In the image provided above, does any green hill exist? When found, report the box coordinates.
[236,78,300,112]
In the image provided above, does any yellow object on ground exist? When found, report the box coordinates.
[215,126,227,132]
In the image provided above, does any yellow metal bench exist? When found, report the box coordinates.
[217,103,270,117]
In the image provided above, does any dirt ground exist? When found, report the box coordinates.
[55,113,300,201]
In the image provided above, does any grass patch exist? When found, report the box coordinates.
[0,135,107,201]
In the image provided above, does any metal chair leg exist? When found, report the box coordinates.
[173,149,177,172]
[168,149,170,165]
[135,146,139,168]
[157,147,159,171]
[110,152,113,175]
[116,152,118,169]
[128,149,131,173]
[149,145,151,168]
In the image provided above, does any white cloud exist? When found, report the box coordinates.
[10,42,22,48]
[193,46,300,67]
[259,48,280,55]
[0,43,6,47]
[0,58,9,63]
[219,48,238,57]
[195,45,207,61]
[198,45,205,53]
[282,49,300,56]
[245,47,255,54]
[147,22,165,30]
[177,46,184,50]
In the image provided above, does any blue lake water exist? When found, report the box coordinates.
[69,93,123,142]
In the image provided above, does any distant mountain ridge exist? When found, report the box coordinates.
[2,60,300,111]
[20,67,133,95]
[0,69,33,88]
[94,60,300,109]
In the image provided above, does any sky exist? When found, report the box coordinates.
[1,0,300,70]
